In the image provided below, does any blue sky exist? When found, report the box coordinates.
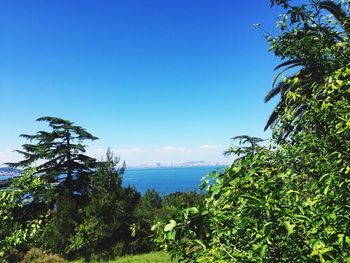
[0,0,282,166]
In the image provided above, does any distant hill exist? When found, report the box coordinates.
[0,167,22,177]
[128,161,229,169]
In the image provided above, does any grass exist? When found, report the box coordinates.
[69,251,173,263]
[111,251,172,263]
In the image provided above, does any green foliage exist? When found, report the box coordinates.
[67,149,141,260]
[69,251,172,263]
[5,117,100,257]
[1,119,144,261]
[111,251,172,263]
[162,191,205,213]
[154,106,350,261]
[39,192,79,254]
[1,117,206,261]
[265,0,350,139]
[132,189,163,252]
[0,169,51,262]
[7,116,98,197]
[133,190,205,255]
[153,1,350,262]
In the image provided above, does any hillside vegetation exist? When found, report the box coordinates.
[1,0,350,262]
[153,0,350,262]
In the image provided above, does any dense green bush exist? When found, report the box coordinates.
[0,169,50,262]
[132,189,206,254]
[154,67,350,262]
[153,1,350,262]
[65,149,141,260]
[0,143,205,261]
[162,191,205,214]
[0,119,144,261]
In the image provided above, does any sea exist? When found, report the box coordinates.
[0,166,227,195]
[123,166,226,194]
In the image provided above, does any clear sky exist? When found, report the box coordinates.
[0,0,282,166]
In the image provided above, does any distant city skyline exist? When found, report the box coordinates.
[1,144,232,167]
[0,1,281,166]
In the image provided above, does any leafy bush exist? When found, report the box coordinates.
[153,1,350,261]
[162,191,205,215]
[132,190,206,254]
[0,169,50,262]
[154,70,350,260]
[67,149,141,260]
[21,248,64,263]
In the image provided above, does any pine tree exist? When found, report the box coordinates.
[7,116,98,197]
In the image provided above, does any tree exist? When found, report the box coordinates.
[4,117,99,256]
[134,189,163,229]
[153,1,350,261]
[67,149,141,260]
[7,116,98,197]
[264,0,350,141]
[154,72,350,260]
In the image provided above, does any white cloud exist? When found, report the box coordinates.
[155,146,191,153]
[86,148,106,158]
[200,144,220,150]
[115,147,144,154]
[0,144,228,168]
[87,147,145,159]
[0,151,22,166]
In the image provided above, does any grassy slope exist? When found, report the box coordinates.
[69,251,173,263]
[112,251,172,263]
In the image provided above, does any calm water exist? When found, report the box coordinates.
[0,175,13,180]
[0,166,227,194]
[123,166,226,194]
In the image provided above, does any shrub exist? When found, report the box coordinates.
[153,0,350,260]
[21,248,64,263]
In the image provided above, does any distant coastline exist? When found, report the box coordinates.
[0,167,22,177]
[127,161,230,170]
[0,162,230,176]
